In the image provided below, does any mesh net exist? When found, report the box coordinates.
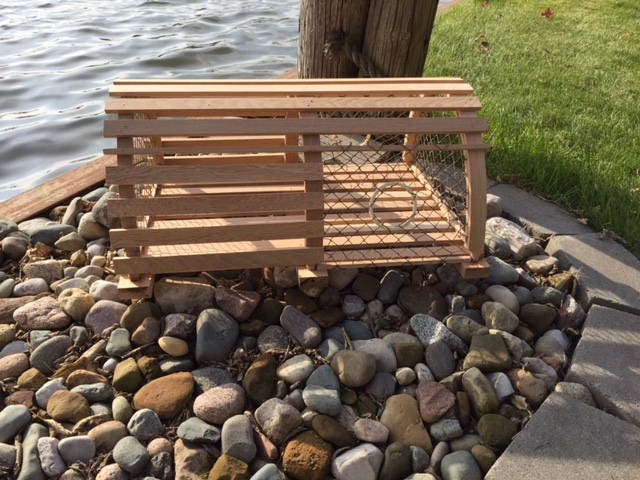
[318,110,468,264]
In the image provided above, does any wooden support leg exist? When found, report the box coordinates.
[456,259,490,279]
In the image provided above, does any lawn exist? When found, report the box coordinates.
[426,0,640,254]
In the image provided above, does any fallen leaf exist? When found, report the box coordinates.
[541,7,555,18]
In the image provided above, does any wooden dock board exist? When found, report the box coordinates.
[0,155,116,222]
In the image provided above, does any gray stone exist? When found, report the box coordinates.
[85,300,127,334]
[13,278,49,296]
[127,409,163,441]
[566,305,640,426]
[18,218,75,246]
[13,296,71,331]
[481,302,519,333]
[159,357,195,374]
[177,417,221,444]
[450,434,482,451]
[377,270,406,304]
[57,435,95,465]
[486,372,515,401]
[279,305,322,348]
[250,463,282,480]
[276,354,314,384]
[486,193,503,218]
[410,314,467,353]
[77,212,108,240]
[191,366,234,393]
[257,325,289,353]
[353,338,397,373]
[486,393,640,480]
[353,419,389,444]
[488,183,593,237]
[410,445,430,473]
[332,443,384,480]
[16,422,47,480]
[342,294,366,318]
[255,398,303,446]
[0,278,16,298]
[30,335,72,374]
[221,414,256,463]
[461,368,499,416]
[69,326,89,346]
[0,404,31,442]
[0,220,18,239]
[1,235,28,260]
[0,442,16,470]
[429,441,449,470]
[54,277,90,294]
[82,187,108,202]
[162,313,196,339]
[71,382,113,403]
[112,396,134,424]
[23,260,64,284]
[54,231,86,251]
[441,451,482,480]
[425,340,455,380]
[414,363,435,383]
[92,190,116,227]
[429,418,464,442]
[546,233,640,314]
[398,286,447,319]
[0,340,29,358]
[364,372,396,401]
[303,385,342,415]
[328,268,359,290]
[531,285,564,307]
[106,328,132,357]
[485,256,519,285]
[153,276,215,314]
[445,315,488,343]
[195,309,239,364]
[89,280,118,301]
[343,319,374,340]
[113,436,149,475]
[307,364,340,390]
[484,232,511,260]
[74,265,104,279]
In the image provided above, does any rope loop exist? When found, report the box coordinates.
[369,181,419,228]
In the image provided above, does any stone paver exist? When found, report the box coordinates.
[545,233,640,314]
[566,305,640,427]
[486,393,640,480]
[488,183,593,238]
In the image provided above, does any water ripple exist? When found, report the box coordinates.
[0,0,299,201]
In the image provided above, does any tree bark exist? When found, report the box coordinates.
[298,0,371,78]
[362,0,439,77]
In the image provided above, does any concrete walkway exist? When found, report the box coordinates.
[485,183,640,479]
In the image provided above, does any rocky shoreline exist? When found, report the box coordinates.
[0,188,594,480]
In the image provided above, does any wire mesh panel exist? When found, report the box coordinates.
[318,111,470,267]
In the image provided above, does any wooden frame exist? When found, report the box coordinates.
[104,78,489,297]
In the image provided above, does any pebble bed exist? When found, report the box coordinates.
[0,188,593,480]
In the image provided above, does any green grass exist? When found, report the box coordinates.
[426,0,640,254]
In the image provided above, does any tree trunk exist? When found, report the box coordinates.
[362,0,439,77]
[298,0,371,78]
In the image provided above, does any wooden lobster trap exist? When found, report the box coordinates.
[104,78,489,297]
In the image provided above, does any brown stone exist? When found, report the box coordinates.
[47,390,92,423]
[88,421,127,452]
[242,354,277,405]
[133,372,194,419]
[65,369,108,388]
[0,296,34,323]
[17,367,48,390]
[215,287,260,321]
[208,454,249,480]
[174,439,214,480]
[380,394,433,452]
[393,342,424,368]
[0,353,30,379]
[5,390,34,408]
[282,431,334,480]
[416,381,456,423]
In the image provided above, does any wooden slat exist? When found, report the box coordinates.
[324,198,438,213]
[323,211,446,224]
[111,219,323,248]
[108,192,323,217]
[104,117,488,137]
[0,155,116,223]
[324,232,464,250]
[109,82,474,97]
[160,185,303,195]
[105,142,489,156]
[114,77,466,85]
[114,247,324,274]
[162,135,285,148]
[324,180,424,192]
[324,163,415,173]
[106,96,482,116]
[161,153,286,166]
[324,221,456,236]
[324,246,471,267]
[106,163,321,186]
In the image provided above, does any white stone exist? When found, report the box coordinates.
[541,329,570,352]
[332,443,384,480]
[353,418,389,444]
[486,217,541,259]
[276,354,314,384]
[89,280,119,301]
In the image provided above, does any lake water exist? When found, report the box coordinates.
[0,0,450,202]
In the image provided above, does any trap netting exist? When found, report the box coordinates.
[319,111,469,266]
